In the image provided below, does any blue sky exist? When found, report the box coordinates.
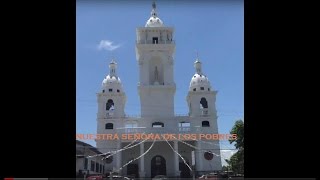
[76,0,243,164]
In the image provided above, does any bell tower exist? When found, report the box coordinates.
[97,59,126,119]
[186,59,217,117]
[135,2,176,117]
[186,58,222,172]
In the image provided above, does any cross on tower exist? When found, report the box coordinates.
[152,1,156,9]
[195,50,199,59]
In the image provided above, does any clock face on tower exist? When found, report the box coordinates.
[204,151,214,160]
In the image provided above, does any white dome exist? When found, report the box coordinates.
[101,59,124,93]
[189,73,211,91]
[102,75,123,92]
[145,2,164,27]
[145,16,164,27]
[103,75,121,85]
[189,59,212,91]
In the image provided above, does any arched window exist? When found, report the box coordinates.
[106,99,114,110]
[105,123,113,129]
[202,121,210,127]
[200,98,208,116]
[152,122,164,128]
[200,97,208,108]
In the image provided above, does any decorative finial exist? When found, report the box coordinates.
[194,51,202,74]
[110,52,117,65]
[151,1,157,17]
[152,1,156,9]
[195,50,200,61]
[109,56,117,77]
[111,52,115,60]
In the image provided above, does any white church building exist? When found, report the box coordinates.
[96,2,222,178]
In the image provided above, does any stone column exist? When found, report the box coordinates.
[139,142,146,178]
[116,142,122,175]
[173,141,181,177]
[195,141,203,171]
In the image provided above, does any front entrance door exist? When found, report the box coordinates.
[151,155,166,178]
[179,161,191,178]
[127,163,139,178]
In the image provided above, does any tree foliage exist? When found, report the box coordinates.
[229,120,244,149]
[226,119,244,174]
[222,165,229,171]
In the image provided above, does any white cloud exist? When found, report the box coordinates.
[97,40,121,51]
[220,149,237,166]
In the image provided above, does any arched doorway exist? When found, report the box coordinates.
[179,157,191,178]
[151,155,166,178]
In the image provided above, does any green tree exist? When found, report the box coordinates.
[229,120,244,149]
[226,119,244,174]
[222,165,229,171]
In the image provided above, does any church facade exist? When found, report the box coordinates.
[96,2,222,178]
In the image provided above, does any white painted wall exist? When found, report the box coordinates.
[136,26,176,118]
[95,8,222,178]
